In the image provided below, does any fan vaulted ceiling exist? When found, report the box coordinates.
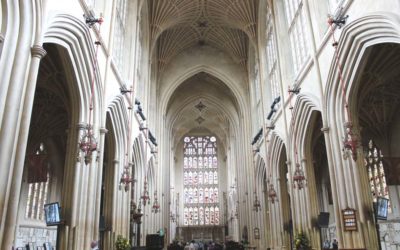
[167,72,238,148]
[148,0,259,71]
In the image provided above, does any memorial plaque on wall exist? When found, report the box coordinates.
[342,208,357,231]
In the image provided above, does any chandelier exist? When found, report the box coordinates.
[119,164,133,192]
[78,125,98,165]
[268,183,278,204]
[131,202,143,223]
[230,210,235,221]
[293,163,306,189]
[152,191,160,213]
[253,192,261,212]
[343,121,359,161]
[140,180,150,206]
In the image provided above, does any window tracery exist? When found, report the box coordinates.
[265,6,280,106]
[183,136,220,226]
[284,0,310,75]
[365,140,391,213]
[113,0,128,77]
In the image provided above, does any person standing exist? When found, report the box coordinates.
[332,239,338,250]
[91,240,99,250]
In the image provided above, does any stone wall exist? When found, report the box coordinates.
[15,226,57,249]
[380,222,400,250]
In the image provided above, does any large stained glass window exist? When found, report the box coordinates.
[365,140,391,213]
[183,136,220,226]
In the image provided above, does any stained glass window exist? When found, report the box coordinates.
[365,140,391,213]
[183,136,220,225]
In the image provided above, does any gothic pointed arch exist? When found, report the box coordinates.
[268,133,291,249]
[43,14,104,126]
[324,13,400,249]
[104,96,130,238]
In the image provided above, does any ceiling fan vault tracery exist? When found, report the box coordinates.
[148,0,259,72]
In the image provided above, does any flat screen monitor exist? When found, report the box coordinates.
[44,202,61,226]
[376,197,389,220]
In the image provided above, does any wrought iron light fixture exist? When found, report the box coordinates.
[140,180,150,206]
[253,192,261,212]
[293,163,306,190]
[343,121,359,161]
[152,191,160,213]
[268,183,278,204]
[119,164,134,192]
[79,125,98,165]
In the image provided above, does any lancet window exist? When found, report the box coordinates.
[183,136,220,226]
[365,140,391,213]
[284,0,310,75]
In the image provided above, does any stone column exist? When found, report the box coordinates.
[93,127,108,242]
[0,4,34,244]
[1,45,46,250]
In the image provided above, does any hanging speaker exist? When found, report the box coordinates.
[317,212,330,228]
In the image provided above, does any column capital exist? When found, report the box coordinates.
[321,127,330,133]
[31,45,47,59]
[100,128,108,134]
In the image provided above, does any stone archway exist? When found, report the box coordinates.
[13,43,76,249]
[304,112,335,248]
[352,43,400,249]
[324,13,400,249]
[269,133,292,250]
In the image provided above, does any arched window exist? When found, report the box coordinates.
[265,5,280,105]
[284,0,310,75]
[365,140,391,213]
[113,0,130,79]
[183,136,220,225]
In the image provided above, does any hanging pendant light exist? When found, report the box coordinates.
[268,183,278,204]
[152,191,160,213]
[119,164,133,192]
[293,163,306,189]
[343,121,359,161]
[141,180,150,206]
[79,125,98,165]
[253,192,261,212]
